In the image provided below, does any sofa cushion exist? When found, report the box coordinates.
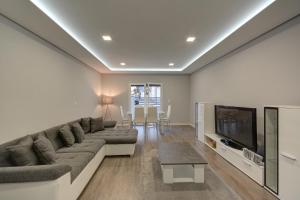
[56,139,105,154]
[33,135,57,164]
[71,122,85,143]
[85,128,138,144]
[6,136,39,166]
[31,131,46,141]
[0,164,72,183]
[0,136,32,167]
[45,125,64,150]
[104,120,117,128]
[67,119,81,126]
[59,125,75,147]
[55,152,94,182]
[91,117,105,133]
[81,117,91,133]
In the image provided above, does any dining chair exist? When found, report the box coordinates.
[120,106,131,126]
[159,105,171,127]
[147,106,158,127]
[134,107,146,126]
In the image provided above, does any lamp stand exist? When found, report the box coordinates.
[104,104,112,121]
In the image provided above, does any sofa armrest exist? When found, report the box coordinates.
[104,120,117,128]
[0,164,72,183]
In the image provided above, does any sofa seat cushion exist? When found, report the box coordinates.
[0,164,72,183]
[85,128,138,144]
[56,139,105,154]
[55,152,94,182]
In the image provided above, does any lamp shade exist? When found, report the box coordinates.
[102,95,113,105]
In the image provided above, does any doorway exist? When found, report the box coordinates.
[130,83,162,117]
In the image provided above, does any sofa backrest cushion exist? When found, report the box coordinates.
[33,135,57,164]
[44,125,64,150]
[91,117,105,133]
[81,117,91,133]
[104,120,117,128]
[68,119,81,126]
[59,125,75,147]
[6,136,39,166]
[0,136,28,167]
[31,131,46,141]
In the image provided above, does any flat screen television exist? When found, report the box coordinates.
[215,105,257,151]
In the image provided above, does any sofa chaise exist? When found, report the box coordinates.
[0,117,138,200]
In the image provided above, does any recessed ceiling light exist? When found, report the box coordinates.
[186,36,196,42]
[102,35,112,41]
[120,62,126,66]
[169,63,174,66]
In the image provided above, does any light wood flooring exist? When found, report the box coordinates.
[79,125,277,200]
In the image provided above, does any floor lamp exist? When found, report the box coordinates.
[102,95,113,121]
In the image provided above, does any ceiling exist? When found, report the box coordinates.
[0,0,299,74]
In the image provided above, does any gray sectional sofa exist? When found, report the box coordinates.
[0,117,138,200]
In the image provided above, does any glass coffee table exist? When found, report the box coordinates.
[158,142,208,184]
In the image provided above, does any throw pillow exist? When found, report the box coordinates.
[91,117,105,133]
[59,125,75,146]
[81,117,91,133]
[71,122,85,143]
[33,135,57,164]
[7,136,39,166]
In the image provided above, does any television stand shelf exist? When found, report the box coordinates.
[195,102,264,186]
[204,133,264,185]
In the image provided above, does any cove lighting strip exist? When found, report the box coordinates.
[30,0,275,72]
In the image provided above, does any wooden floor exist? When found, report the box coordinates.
[79,125,277,200]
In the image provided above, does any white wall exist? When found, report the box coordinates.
[101,74,190,124]
[190,16,300,151]
[0,16,102,143]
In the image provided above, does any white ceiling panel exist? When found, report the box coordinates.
[1,0,299,73]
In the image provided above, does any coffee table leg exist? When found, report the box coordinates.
[161,165,174,183]
[194,164,205,183]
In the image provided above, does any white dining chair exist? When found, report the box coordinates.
[134,107,146,126]
[147,106,158,127]
[159,105,171,127]
[120,106,131,127]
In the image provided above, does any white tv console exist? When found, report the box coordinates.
[204,133,264,185]
[195,102,264,186]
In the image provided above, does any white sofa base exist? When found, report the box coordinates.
[70,146,106,200]
[105,144,136,156]
[0,171,71,200]
[0,144,135,200]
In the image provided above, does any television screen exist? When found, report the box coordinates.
[215,105,257,151]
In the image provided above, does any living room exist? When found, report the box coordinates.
[0,0,299,200]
